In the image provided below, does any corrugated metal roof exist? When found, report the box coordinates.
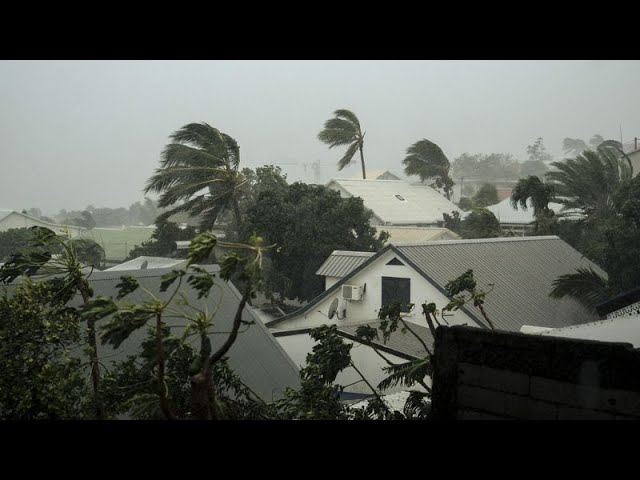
[105,256,187,271]
[327,179,462,225]
[375,226,460,244]
[338,319,434,359]
[1,265,301,401]
[316,250,375,278]
[394,236,604,332]
[484,198,582,225]
[538,315,640,348]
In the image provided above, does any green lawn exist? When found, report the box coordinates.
[82,227,155,261]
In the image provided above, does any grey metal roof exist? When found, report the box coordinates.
[315,250,375,278]
[1,265,300,402]
[338,319,434,359]
[394,236,604,332]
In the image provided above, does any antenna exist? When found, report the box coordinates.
[327,298,339,319]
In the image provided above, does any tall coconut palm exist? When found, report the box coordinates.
[510,175,556,234]
[402,139,454,199]
[318,109,367,179]
[145,122,246,234]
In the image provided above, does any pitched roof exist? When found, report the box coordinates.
[327,179,461,225]
[2,265,301,401]
[105,256,187,271]
[0,210,13,222]
[595,287,640,317]
[394,236,604,331]
[316,250,375,278]
[0,209,85,232]
[375,226,460,244]
[269,236,604,333]
[484,197,582,225]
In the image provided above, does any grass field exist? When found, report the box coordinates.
[81,226,155,261]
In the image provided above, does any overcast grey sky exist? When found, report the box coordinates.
[1,60,638,214]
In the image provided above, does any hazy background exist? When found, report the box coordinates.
[1,60,638,214]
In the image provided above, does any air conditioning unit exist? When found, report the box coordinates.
[342,284,363,301]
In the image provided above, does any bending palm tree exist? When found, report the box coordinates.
[145,122,246,234]
[547,147,632,226]
[318,109,367,179]
[402,139,454,200]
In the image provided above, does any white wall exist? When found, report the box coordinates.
[276,332,428,395]
[0,212,84,237]
[629,150,640,178]
[273,249,478,331]
[325,275,340,290]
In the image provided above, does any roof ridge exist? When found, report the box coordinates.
[392,236,560,247]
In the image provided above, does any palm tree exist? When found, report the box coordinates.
[318,109,367,179]
[550,266,610,311]
[145,122,246,234]
[402,139,454,199]
[547,147,632,226]
[510,175,556,234]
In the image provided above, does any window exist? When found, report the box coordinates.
[381,276,411,312]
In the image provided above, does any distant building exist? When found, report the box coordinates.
[327,179,462,227]
[483,197,583,236]
[350,170,402,181]
[375,226,460,244]
[0,209,85,238]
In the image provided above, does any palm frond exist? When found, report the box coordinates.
[337,142,359,170]
[333,109,361,129]
[402,139,450,183]
[550,266,610,310]
[377,357,431,391]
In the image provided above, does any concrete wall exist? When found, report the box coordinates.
[272,249,478,331]
[430,326,640,420]
[0,212,84,237]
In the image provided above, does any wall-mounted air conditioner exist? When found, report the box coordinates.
[342,284,363,301]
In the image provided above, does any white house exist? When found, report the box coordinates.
[266,236,605,397]
[326,179,462,226]
[0,209,85,237]
[349,170,402,181]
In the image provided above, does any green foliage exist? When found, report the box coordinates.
[242,181,386,301]
[444,269,495,329]
[276,325,352,420]
[187,231,218,266]
[116,275,139,299]
[126,219,197,260]
[0,279,87,419]
[402,139,454,199]
[472,183,499,207]
[461,209,502,239]
[378,357,431,391]
[159,269,186,292]
[318,109,367,178]
[0,228,38,262]
[457,197,473,211]
[100,301,162,349]
[187,266,215,299]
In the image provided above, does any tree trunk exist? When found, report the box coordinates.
[232,196,242,240]
[359,142,366,180]
[78,279,105,420]
[155,313,174,420]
